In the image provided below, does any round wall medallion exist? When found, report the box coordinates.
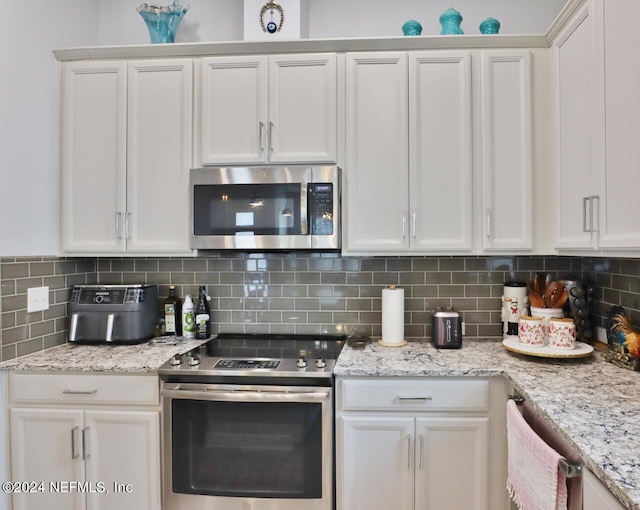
[260,0,285,33]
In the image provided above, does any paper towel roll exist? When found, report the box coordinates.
[382,286,405,344]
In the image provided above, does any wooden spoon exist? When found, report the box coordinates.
[528,291,544,308]
[545,281,561,309]
[534,273,548,296]
[552,287,569,309]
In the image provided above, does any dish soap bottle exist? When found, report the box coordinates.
[195,285,211,340]
[163,286,182,336]
[182,295,196,339]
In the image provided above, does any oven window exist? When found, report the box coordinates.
[171,399,323,498]
[193,183,304,236]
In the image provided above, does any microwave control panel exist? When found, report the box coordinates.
[309,183,334,235]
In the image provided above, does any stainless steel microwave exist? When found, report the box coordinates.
[190,166,341,251]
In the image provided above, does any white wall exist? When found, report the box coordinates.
[0,1,99,256]
[0,0,567,256]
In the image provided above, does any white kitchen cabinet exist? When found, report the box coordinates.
[199,53,337,165]
[583,467,626,510]
[344,51,472,254]
[339,416,414,510]
[9,372,161,510]
[554,0,640,252]
[480,50,533,251]
[60,59,193,255]
[337,377,505,510]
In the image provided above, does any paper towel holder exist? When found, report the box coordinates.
[379,285,408,347]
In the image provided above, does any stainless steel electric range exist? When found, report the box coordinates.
[158,333,345,510]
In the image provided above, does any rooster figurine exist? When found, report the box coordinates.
[611,314,640,357]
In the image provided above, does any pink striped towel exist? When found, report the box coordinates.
[507,399,568,510]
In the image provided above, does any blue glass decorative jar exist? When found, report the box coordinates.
[402,19,423,36]
[137,1,190,44]
[479,17,501,34]
[439,8,464,35]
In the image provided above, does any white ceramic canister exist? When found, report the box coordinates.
[530,306,564,343]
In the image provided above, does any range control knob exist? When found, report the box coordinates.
[315,358,327,369]
[296,357,307,369]
[188,353,200,366]
[170,354,182,366]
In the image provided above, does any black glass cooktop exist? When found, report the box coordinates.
[206,333,346,361]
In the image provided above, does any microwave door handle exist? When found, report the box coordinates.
[301,183,309,235]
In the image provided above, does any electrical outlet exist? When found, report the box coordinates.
[27,286,49,313]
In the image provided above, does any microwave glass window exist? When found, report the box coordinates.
[194,184,304,236]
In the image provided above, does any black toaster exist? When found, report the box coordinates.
[432,307,462,349]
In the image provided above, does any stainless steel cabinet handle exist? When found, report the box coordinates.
[268,121,274,152]
[125,212,132,240]
[407,435,412,470]
[402,209,407,238]
[412,209,417,238]
[419,434,424,470]
[82,427,90,460]
[115,212,122,239]
[583,197,590,233]
[63,389,98,395]
[486,208,492,239]
[71,426,80,460]
[397,396,432,401]
[258,121,264,152]
[590,195,600,233]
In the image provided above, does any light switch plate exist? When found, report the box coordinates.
[27,286,49,313]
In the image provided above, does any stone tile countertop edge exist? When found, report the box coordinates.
[0,337,207,373]
[335,340,640,510]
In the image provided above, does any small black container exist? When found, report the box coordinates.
[432,308,462,349]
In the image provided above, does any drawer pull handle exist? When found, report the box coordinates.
[63,389,98,395]
[407,435,412,470]
[397,396,432,401]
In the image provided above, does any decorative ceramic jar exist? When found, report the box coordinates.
[479,17,501,34]
[439,8,464,35]
[137,1,190,44]
[402,19,423,36]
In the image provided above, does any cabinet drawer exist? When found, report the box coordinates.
[9,372,159,406]
[340,378,489,412]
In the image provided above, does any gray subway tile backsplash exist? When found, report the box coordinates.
[2,254,640,361]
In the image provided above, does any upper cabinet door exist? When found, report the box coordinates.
[126,59,193,253]
[199,56,268,165]
[344,52,409,253]
[553,3,598,249]
[268,53,337,163]
[481,50,533,251]
[409,51,473,252]
[60,61,127,253]
[597,0,640,249]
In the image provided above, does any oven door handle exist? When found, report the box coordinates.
[161,386,330,403]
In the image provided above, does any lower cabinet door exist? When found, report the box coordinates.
[84,410,160,510]
[10,408,85,510]
[414,417,490,510]
[338,416,414,510]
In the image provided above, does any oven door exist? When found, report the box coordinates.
[161,382,333,510]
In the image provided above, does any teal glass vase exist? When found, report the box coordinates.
[137,2,190,44]
[479,17,501,34]
[439,8,464,35]
[402,19,423,36]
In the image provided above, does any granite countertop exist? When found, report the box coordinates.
[335,340,640,510]
[0,337,207,372]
